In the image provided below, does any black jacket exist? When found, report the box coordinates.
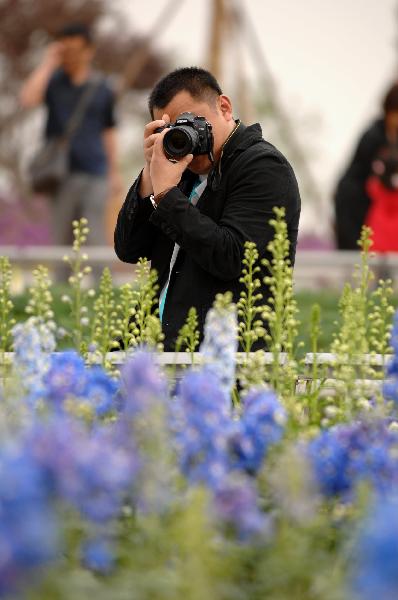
[114,122,301,350]
[334,119,387,249]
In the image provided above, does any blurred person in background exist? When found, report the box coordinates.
[364,143,398,252]
[334,81,398,250]
[114,67,301,351]
[19,23,122,264]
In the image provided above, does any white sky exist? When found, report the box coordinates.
[122,0,398,239]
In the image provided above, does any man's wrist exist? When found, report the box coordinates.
[149,187,174,209]
[138,165,153,198]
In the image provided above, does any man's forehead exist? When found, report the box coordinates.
[61,35,90,47]
[153,91,215,120]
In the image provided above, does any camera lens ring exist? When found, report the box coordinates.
[163,126,199,158]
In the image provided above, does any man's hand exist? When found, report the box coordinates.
[19,41,63,108]
[138,113,170,197]
[143,113,170,165]
[150,128,193,197]
[43,42,63,70]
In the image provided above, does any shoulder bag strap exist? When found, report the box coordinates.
[62,73,102,143]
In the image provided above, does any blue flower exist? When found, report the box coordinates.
[28,416,137,524]
[12,319,55,405]
[308,429,352,496]
[308,421,398,499]
[200,302,238,405]
[82,538,115,574]
[0,444,59,596]
[213,475,269,539]
[389,311,398,354]
[119,351,167,416]
[173,370,230,490]
[84,367,118,416]
[351,494,398,600]
[228,388,286,474]
[43,351,87,405]
[384,311,398,401]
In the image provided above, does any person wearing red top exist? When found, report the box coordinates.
[365,145,398,252]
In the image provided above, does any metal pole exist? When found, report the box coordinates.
[207,0,226,81]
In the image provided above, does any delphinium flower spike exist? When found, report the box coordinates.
[200,292,238,405]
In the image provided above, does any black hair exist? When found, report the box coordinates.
[148,67,223,118]
[56,23,92,44]
[383,82,398,114]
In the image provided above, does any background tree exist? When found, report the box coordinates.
[0,0,167,193]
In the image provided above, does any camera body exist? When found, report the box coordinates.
[156,112,214,160]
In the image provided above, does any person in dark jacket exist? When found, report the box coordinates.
[114,67,301,350]
[334,81,398,249]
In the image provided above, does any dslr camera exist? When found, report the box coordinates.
[156,112,214,161]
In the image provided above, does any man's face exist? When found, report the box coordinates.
[59,36,94,73]
[153,90,235,175]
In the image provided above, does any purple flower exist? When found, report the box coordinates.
[176,368,230,416]
[119,351,167,416]
[43,351,87,404]
[213,475,269,539]
[27,416,137,523]
[41,352,118,417]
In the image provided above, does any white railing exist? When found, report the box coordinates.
[0,351,391,396]
[0,247,397,288]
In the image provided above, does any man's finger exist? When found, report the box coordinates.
[144,119,167,137]
[180,153,194,167]
[144,133,160,147]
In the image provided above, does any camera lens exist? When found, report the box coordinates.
[163,126,199,158]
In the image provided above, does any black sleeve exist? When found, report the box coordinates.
[344,127,383,181]
[114,172,158,263]
[149,150,299,281]
[333,122,385,249]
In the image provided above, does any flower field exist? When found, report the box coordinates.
[1,215,398,599]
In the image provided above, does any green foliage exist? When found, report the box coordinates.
[114,282,136,351]
[62,218,95,354]
[368,278,395,360]
[0,256,15,355]
[117,258,163,352]
[175,307,200,363]
[261,207,302,406]
[89,267,119,368]
[25,265,55,327]
[329,228,380,421]
[237,241,266,354]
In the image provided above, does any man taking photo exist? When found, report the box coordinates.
[114,67,301,350]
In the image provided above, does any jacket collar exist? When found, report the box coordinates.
[220,120,263,161]
[182,121,264,192]
[207,121,263,189]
